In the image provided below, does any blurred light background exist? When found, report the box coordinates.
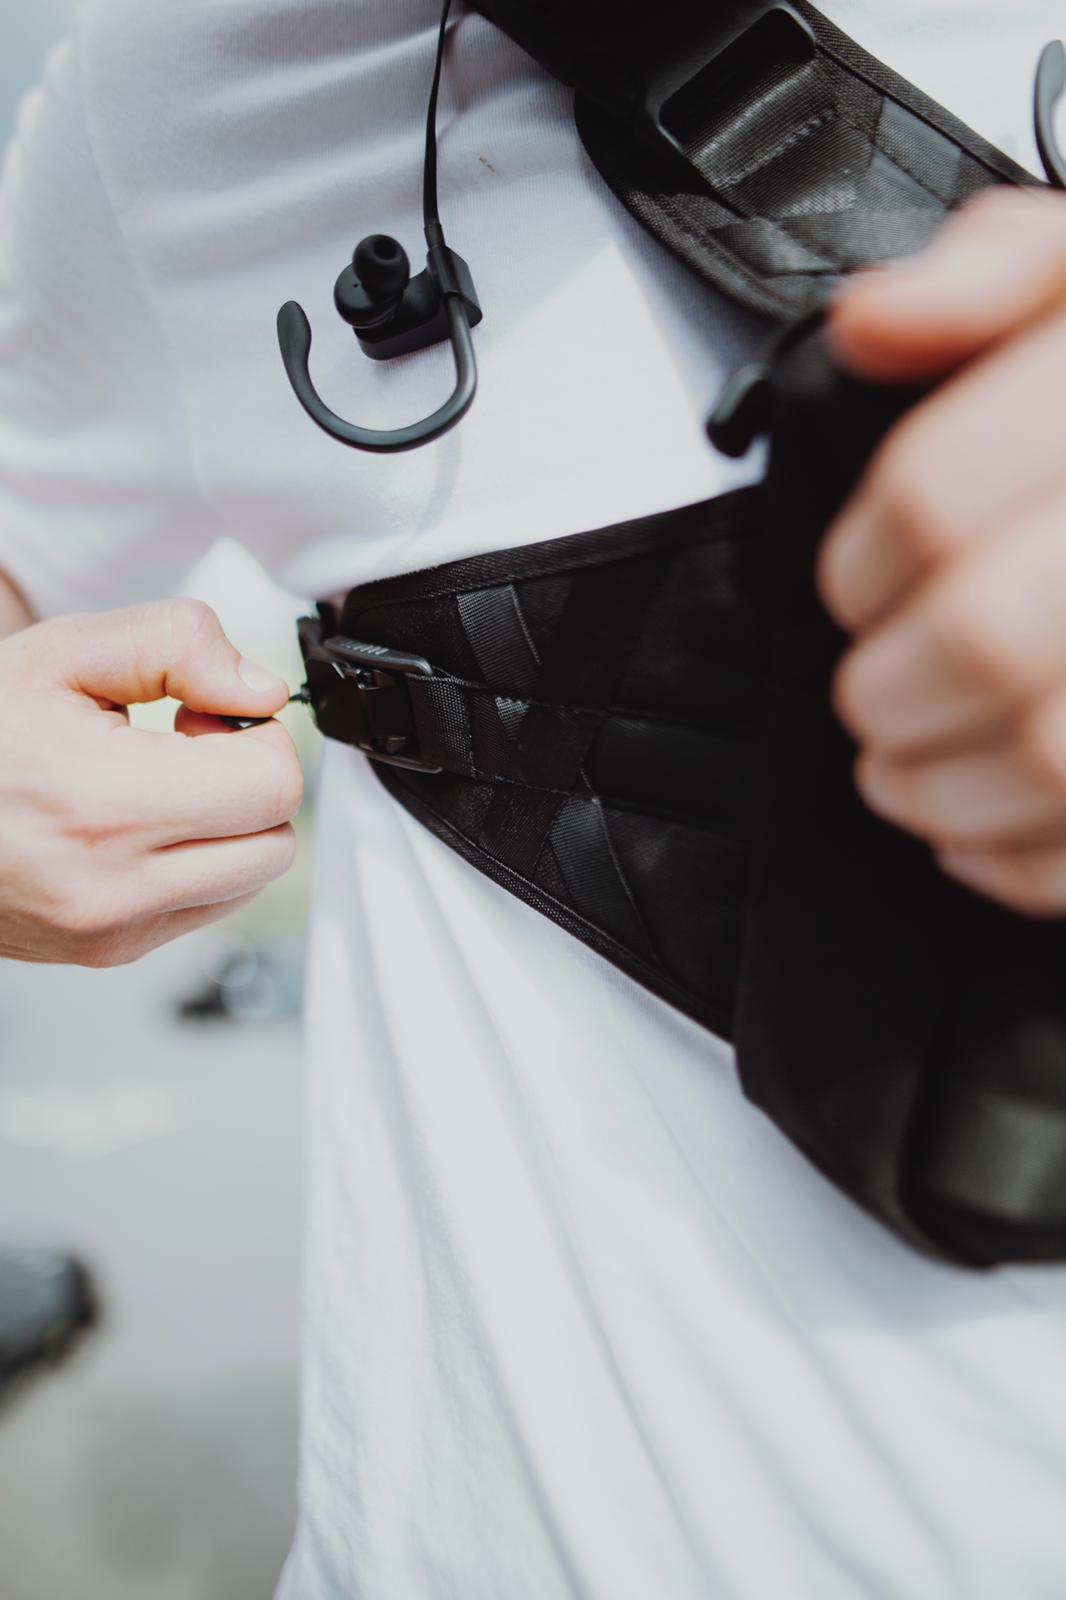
[1,11,312,1598]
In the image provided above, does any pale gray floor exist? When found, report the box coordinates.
[0,928,304,1600]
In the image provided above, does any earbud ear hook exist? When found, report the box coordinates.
[277,226,482,455]
[276,0,480,453]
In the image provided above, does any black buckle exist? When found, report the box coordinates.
[477,2,815,163]
[297,615,443,773]
[632,2,816,163]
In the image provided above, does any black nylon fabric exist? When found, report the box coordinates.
[340,494,760,1038]
[736,326,1066,1264]
[474,0,1037,319]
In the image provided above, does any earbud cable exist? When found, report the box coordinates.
[423,0,454,241]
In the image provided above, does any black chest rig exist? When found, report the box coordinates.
[299,1,1066,1267]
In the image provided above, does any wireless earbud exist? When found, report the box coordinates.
[277,0,482,454]
[351,234,411,305]
[326,227,481,361]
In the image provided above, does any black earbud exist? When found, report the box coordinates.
[277,227,482,454]
[354,234,411,303]
[333,236,412,333]
[276,0,482,454]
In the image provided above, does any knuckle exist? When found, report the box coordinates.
[831,652,867,737]
[872,432,961,565]
[262,768,303,826]
[165,597,220,660]
[280,762,305,820]
[815,528,854,626]
[240,826,297,892]
[46,890,96,941]
[925,574,1024,695]
[257,739,304,821]
[57,789,123,847]
[78,936,132,970]
[1018,700,1066,795]
[270,822,299,876]
[47,885,126,945]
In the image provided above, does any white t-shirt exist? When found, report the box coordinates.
[3,2,1066,1595]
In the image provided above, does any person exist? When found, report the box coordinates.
[2,1,1066,1593]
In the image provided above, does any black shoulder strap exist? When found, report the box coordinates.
[469,0,1038,319]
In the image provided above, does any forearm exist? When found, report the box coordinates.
[0,569,34,639]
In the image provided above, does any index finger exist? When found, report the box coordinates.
[111,717,305,844]
[827,187,1066,385]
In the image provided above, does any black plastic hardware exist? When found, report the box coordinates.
[220,688,310,732]
[333,238,483,362]
[707,362,772,457]
[277,247,481,454]
[296,615,443,772]
[635,3,816,165]
[707,308,827,457]
[471,1,815,166]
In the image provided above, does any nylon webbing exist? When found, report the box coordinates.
[472,0,1038,320]
[336,489,760,1037]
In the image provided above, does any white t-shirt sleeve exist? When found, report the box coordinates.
[0,35,220,620]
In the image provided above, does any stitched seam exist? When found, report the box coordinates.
[434,682,759,731]
[716,106,836,187]
[641,61,956,281]
[507,582,542,668]
[657,190,824,293]
[809,26,1033,187]
[462,755,749,830]
[829,98,948,208]
[349,515,752,611]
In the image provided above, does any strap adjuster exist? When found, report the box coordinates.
[297,615,443,773]
[631,3,816,164]
[476,2,814,164]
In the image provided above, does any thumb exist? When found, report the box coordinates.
[47,599,290,717]
[827,187,1066,384]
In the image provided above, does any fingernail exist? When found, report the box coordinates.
[238,656,287,696]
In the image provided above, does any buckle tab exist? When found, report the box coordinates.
[297,616,442,773]
[636,3,816,161]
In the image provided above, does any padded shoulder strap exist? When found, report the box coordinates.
[470,0,1039,319]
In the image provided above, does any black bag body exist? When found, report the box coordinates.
[300,2,1066,1265]
[739,325,1066,1264]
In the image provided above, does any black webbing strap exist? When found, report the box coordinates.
[471,0,1037,318]
[326,490,761,1037]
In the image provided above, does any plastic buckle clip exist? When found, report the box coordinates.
[630,2,816,164]
[297,615,443,773]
